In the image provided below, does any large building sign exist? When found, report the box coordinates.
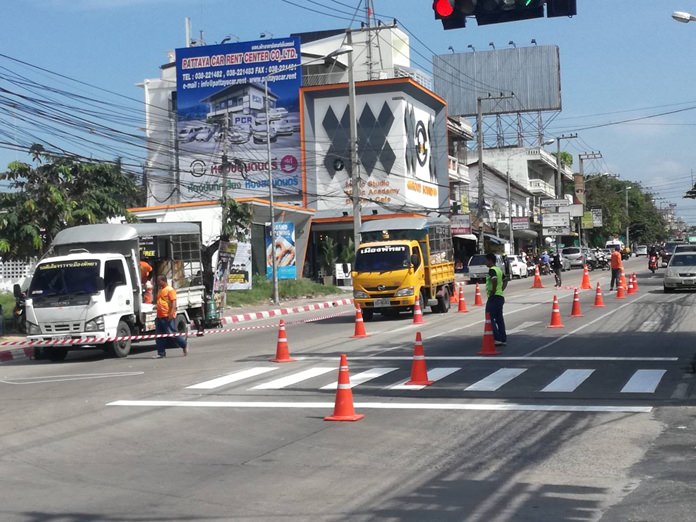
[175,38,302,202]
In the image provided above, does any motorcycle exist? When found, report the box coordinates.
[648,254,658,274]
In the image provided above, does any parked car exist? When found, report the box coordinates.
[561,247,585,269]
[252,122,278,144]
[634,245,648,256]
[194,126,215,142]
[255,107,289,123]
[467,254,505,284]
[673,244,696,254]
[271,118,294,136]
[664,252,696,293]
[506,255,528,278]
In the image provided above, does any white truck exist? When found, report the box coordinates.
[24,222,208,361]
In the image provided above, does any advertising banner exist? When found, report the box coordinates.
[175,38,302,202]
[581,211,595,229]
[511,216,530,230]
[573,174,586,205]
[265,221,296,280]
[591,208,603,227]
[450,214,471,234]
[542,212,570,227]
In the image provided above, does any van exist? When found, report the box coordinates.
[467,254,504,283]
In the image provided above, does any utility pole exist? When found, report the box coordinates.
[578,151,602,247]
[476,93,513,254]
[552,133,577,249]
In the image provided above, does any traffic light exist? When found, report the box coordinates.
[433,0,576,29]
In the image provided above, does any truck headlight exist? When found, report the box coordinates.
[85,316,105,332]
[395,287,414,297]
[353,290,369,299]
[26,321,41,335]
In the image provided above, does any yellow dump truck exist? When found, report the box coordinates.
[351,216,456,321]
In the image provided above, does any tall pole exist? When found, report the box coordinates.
[553,133,577,249]
[625,186,631,250]
[476,97,484,254]
[507,165,514,256]
[265,78,279,305]
[347,31,361,253]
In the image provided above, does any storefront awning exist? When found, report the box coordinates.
[512,229,538,240]
[453,234,478,241]
[484,233,507,245]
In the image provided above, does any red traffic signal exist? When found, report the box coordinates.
[433,0,454,17]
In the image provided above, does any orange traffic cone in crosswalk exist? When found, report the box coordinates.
[351,305,368,338]
[413,298,425,325]
[547,295,564,328]
[406,332,433,386]
[450,283,459,304]
[270,319,295,362]
[570,288,583,317]
[478,313,500,356]
[474,282,484,306]
[632,273,639,293]
[458,285,469,313]
[593,282,606,307]
[581,264,592,289]
[324,354,364,422]
[531,264,544,288]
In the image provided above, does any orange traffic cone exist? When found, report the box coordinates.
[616,281,626,299]
[570,288,583,317]
[413,298,425,325]
[474,282,484,306]
[547,295,564,328]
[531,264,544,288]
[270,319,295,362]
[627,276,635,295]
[593,282,606,307]
[632,273,639,293]
[458,285,469,313]
[580,264,592,290]
[324,354,364,422]
[351,305,368,338]
[406,332,434,385]
[478,313,500,356]
[619,269,627,291]
[450,283,459,304]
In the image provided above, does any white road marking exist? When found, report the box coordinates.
[541,369,594,392]
[250,367,335,390]
[187,367,278,389]
[507,321,542,334]
[621,369,667,393]
[320,367,398,390]
[0,372,144,385]
[294,355,678,361]
[465,368,527,391]
[389,367,461,390]
[637,321,661,333]
[107,399,652,414]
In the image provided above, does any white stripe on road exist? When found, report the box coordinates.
[465,368,527,392]
[541,369,594,392]
[621,369,667,393]
[187,367,278,390]
[107,399,652,413]
[507,321,542,334]
[389,367,461,390]
[320,367,398,390]
[250,367,335,390]
[637,321,661,333]
[297,356,678,362]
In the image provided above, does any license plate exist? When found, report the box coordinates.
[684,279,694,285]
[374,298,391,307]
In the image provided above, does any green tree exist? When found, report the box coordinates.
[0,150,142,258]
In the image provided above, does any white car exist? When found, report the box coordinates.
[255,107,288,123]
[467,254,505,284]
[664,252,696,292]
[635,245,648,256]
[506,255,528,278]
[252,122,277,144]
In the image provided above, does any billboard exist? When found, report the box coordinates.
[175,38,302,202]
[265,221,296,280]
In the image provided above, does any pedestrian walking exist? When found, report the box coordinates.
[609,246,623,291]
[484,252,507,346]
[153,274,188,358]
[551,250,563,288]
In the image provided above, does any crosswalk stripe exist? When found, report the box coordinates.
[620,369,667,393]
[541,369,594,392]
[465,368,527,392]
[251,367,335,390]
[508,321,541,334]
[320,367,398,390]
[389,367,461,390]
[187,367,278,389]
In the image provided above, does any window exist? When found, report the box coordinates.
[104,260,126,301]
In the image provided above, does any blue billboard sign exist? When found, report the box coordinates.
[175,38,302,202]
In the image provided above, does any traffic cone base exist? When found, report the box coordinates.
[271,319,295,362]
[478,313,501,356]
[593,282,606,307]
[325,354,364,421]
[352,305,369,338]
[474,283,484,306]
[570,288,583,317]
[547,295,564,328]
[406,332,433,385]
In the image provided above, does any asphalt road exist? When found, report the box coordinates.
[1,257,695,521]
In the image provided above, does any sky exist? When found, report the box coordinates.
[3,0,696,224]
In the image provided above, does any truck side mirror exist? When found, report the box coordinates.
[13,283,21,298]
[410,253,419,266]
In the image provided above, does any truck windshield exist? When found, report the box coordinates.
[30,260,101,298]
[355,245,410,272]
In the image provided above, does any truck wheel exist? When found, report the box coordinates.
[107,320,132,358]
[433,287,450,313]
[362,309,374,322]
[47,347,68,362]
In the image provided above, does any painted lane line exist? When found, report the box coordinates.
[250,367,335,390]
[187,367,278,390]
[526,292,650,356]
[621,369,667,393]
[0,371,144,385]
[541,369,595,393]
[465,368,527,392]
[107,399,652,414]
[320,367,398,390]
[389,367,461,390]
[507,321,542,334]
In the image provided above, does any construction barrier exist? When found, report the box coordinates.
[478,313,500,356]
[270,319,295,362]
[547,295,564,328]
[351,305,369,338]
[324,354,364,422]
[474,282,484,306]
[406,332,433,386]
[593,282,606,307]
[570,288,583,317]
[531,265,544,288]
[581,265,592,290]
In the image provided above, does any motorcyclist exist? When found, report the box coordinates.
[539,251,550,275]
[550,250,563,288]
[648,246,659,272]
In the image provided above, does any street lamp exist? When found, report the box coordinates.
[625,186,632,251]
[263,45,353,304]
[673,11,696,23]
